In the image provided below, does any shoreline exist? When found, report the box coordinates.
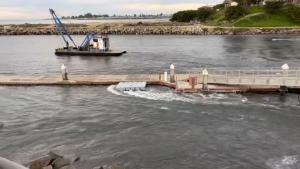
[2,22,300,35]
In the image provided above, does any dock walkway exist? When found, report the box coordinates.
[1,68,300,93]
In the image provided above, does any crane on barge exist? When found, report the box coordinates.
[49,9,126,56]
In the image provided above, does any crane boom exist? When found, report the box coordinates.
[49,8,77,48]
[79,33,97,50]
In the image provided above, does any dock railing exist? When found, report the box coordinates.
[205,67,300,86]
[149,67,300,87]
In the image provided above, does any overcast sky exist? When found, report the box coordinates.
[0,0,223,19]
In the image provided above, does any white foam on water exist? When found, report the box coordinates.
[107,86,250,105]
[256,103,281,110]
[242,98,248,103]
[160,106,169,110]
[282,156,299,165]
[124,89,195,103]
[107,85,125,96]
[192,93,248,105]
[208,93,228,100]
[272,38,300,41]
[266,155,299,169]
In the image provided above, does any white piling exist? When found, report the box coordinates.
[202,69,208,91]
[61,64,68,80]
[170,64,175,83]
[281,63,289,77]
[164,71,168,82]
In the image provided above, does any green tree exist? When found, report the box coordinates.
[225,6,247,20]
[170,10,199,22]
[170,7,214,22]
[197,7,214,22]
[286,5,300,22]
[84,13,93,18]
[213,3,225,10]
[264,1,284,14]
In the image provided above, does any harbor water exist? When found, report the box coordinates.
[0,35,299,169]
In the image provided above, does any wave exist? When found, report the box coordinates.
[106,86,286,109]
[107,85,194,102]
[272,38,300,41]
[160,106,169,110]
[124,89,195,102]
[266,155,299,169]
[106,85,125,96]
[107,85,252,104]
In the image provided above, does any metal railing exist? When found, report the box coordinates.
[207,68,300,78]
[153,67,300,86]
[204,68,300,86]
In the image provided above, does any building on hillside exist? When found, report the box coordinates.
[286,0,300,4]
[224,0,238,8]
[263,0,300,5]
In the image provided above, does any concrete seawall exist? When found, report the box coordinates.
[2,22,300,35]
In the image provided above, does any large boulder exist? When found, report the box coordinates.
[52,157,71,169]
[29,155,52,169]
[42,166,53,169]
[29,152,78,169]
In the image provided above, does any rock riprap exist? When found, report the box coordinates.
[2,22,300,35]
[29,152,76,169]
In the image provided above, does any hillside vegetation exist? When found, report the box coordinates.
[171,1,300,27]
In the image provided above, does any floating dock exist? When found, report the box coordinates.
[1,68,300,94]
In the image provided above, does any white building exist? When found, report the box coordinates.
[263,0,300,5]
[224,0,239,8]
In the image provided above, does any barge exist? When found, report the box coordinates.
[55,48,127,56]
[50,8,126,57]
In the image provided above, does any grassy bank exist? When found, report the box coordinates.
[216,6,300,27]
[234,13,298,27]
[171,3,300,28]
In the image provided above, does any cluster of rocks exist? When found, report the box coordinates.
[2,22,300,35]
[27,152,123,169]
[28,152,80,169]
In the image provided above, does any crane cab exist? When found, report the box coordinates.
[91,36,110,51]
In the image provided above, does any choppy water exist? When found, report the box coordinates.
[0,35,300,169]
